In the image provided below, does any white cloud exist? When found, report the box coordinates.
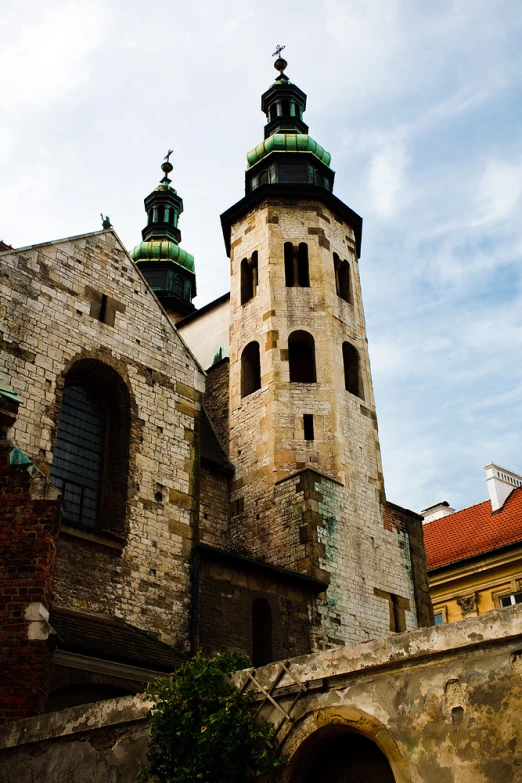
[0,1,110,110]
[367,139,409,218]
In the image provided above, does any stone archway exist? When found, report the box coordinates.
[276,707,412,783]
[299,728,395,783]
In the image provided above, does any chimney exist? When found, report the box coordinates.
[483,463,522,512]
[420,501,455,525]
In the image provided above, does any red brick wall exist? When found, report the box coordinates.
[0,440,61,723]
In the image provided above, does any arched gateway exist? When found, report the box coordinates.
[300,731,395,783]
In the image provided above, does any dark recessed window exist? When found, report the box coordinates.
[252,598,273,667]
[343,341,362,398]
[289,331,316,383]
[303,414,314,441]
[241,341,261,397]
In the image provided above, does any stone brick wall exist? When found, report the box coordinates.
[199,466,229,549]
[226,199,418,646]
[198,554,315,661]
[0,434,61,723]
[202,358,230,454]
[0,230,205,654]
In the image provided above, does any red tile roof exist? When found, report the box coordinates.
[424,486,522,570]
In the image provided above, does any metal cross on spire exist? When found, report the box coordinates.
[272,44,286,58]
[164,149,173,163]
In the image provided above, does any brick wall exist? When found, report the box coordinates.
[203,358,230,454]
[199,466,229,549]
[198,555,314,661]
[226,199,419,646]
[0,435,61,723]
[0,230,205,653]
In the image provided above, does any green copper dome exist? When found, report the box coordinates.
[246,133,331,169]
[130,240,195,273]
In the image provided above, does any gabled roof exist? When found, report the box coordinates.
[51,607,184,672]
[424,486,522,571]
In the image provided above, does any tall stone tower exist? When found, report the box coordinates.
[131,153,196,323]
[221,53,419,648]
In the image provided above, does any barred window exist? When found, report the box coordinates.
[50,385,105,528]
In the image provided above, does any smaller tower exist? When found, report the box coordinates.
[131,152,196,322]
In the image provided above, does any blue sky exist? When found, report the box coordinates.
[1,0,521,513]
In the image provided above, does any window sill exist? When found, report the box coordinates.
[60,524,125,551]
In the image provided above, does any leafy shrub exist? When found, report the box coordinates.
[142,651,283,783]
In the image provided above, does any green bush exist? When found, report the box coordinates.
[141,651,284,783]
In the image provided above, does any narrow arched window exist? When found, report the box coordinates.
[314,170,323,187]
[148,209,153,225]
[252,598,273,667]
[281,100,290,116]
[289,331,316,383]
[297,243,309,287]
[258,169,269,186]
[343,341,363,398]
[284,242,294,287]
[269,104,277,122]
[241,341,261,397]
[174,275,184,298]
[333,252,341,296]
[240,252,258,305]
[157,206,164,223]
[338,260,351,303]
[51,361,132,535]
[51,385,105,528]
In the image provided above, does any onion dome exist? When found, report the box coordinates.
[131,153,196,318]
[245,50,335,194]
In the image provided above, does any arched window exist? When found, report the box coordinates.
[297,243,310,287]
[285,242,309,287]
[269,105,277,122]
[241,252,258,305]
[241,342,261,397]
[281,100,290,116]
[314,170,323,187]
[258,169,270,186]
[148,209,153,225]
[289,331,316,383]
[51,361,132,534]
[334,254,351,303]
[184,279,192,301]
[51,386,104,528]
[157,206,164,223]
[174,275,184,298]
[252,598,273,667]
[343,341,363,398]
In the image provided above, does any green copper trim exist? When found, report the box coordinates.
[130,240,195,273]
[0,375,22,404]
[246,134,331,169]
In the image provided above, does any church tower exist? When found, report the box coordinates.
[221,53,419,648]
[131,154,196,322]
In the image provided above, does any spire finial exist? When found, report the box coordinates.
[272,44,288,80]
[161,149,174,179]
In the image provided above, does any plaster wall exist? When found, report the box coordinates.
[1,608,522,783]
[177,295,230,370]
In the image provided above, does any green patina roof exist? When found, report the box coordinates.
[130,240,195,273]
[246,134,332,169]
[0,375,22,404]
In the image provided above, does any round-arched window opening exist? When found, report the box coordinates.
[288,330,316,383]
[293,727,396,783]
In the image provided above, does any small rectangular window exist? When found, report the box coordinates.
[500,591,522,607]
[303,414,314,441]
[434,612,444,625]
